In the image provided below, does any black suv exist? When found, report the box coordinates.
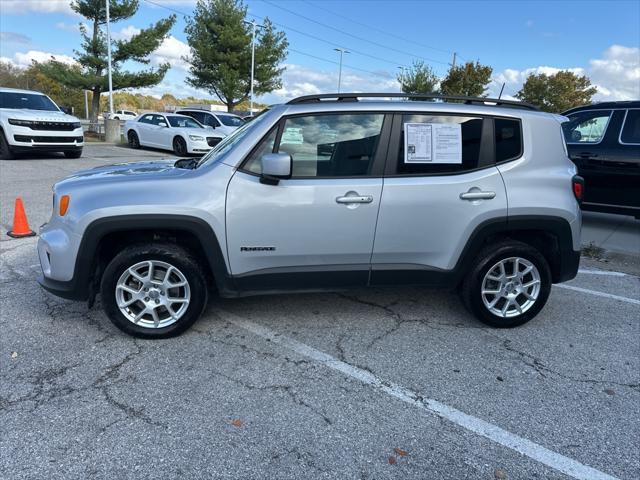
[562,101,640,218]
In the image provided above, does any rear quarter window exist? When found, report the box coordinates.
[494,118,522,162]
[620,109,640,144]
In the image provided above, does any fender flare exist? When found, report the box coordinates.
[46,214,231,301]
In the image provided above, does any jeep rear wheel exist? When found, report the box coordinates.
[461,241,551,328]
[101,243,208,338]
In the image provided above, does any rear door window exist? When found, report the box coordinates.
[563,110,612,144]
[620,109,640,144]
[392,114,484,175]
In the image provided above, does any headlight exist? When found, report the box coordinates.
[189,135,205,141]
[71,122,82,129]
[8,119,34,127]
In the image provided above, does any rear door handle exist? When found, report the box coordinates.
[459,191,496,200]
[336,195,373,204]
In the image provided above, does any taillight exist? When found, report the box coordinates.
[572,175,584,204]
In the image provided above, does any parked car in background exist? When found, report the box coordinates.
[176,109,245,136]
[0,87,84,159]
[111,110,138,121]
[125,112,225,155]
[563,101,640,218]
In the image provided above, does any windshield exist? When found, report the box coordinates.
[167,116,203,128]
[218,114,245,127]
[197,111,271,168]
[0,92,60,111]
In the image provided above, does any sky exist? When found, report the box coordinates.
[0,0,638,104]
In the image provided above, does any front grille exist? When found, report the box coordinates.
[14,135,83,144]
[207,137,222,147]
[30,122,79,131]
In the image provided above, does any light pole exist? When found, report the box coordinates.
[397,66,406,89]
[334,48,349,93]
[244,19,263,116]
[105,0,114,115]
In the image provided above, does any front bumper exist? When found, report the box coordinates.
[8,126,85,151]
[37,274,88,301]
[187,139,212,154]
[37,222,87,301]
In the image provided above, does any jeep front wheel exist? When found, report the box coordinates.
[101,243,208,338]
[461,241,551,328]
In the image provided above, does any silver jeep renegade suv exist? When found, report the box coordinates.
[37,93,583,338]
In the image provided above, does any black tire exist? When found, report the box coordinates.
[113,116,120,120]
[0,131,15,160]
[64,149,83,159]
[173,136,187,156]
[461,240,552,328]
[127,130,140,149]
[100,243,208,339]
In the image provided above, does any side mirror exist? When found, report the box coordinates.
[159,122,168,128]
[571,130,582,142]
[260,153,292,185]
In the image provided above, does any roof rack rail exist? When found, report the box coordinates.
[286,93,539,111]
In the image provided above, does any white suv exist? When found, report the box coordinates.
[37,93,583,338]
[111,110,138,121]
[0,87,84,159]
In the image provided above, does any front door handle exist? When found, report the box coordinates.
[336,194,373,204]
[460,191,496,201]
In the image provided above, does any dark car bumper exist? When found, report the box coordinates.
[37,274,89,301]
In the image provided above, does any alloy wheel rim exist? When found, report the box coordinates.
[481,257,541,318]
[115,260,190,329]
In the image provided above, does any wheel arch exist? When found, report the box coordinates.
[455,215,579,286]
[74,214,232,301]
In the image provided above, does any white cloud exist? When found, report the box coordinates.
[0,32,31,44]
[112,25,141,41]
[262,63,400,104]
[490,45,639,102]
[55,22,84,33]
[589,45,640,101]
[149,35,190,71]
[3,50,76,68]
[1,0,76,15]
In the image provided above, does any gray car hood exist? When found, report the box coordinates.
[56,159,190,189]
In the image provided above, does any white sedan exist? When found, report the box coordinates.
[125,112,226,155]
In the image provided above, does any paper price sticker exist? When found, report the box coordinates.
[404,122,462,164]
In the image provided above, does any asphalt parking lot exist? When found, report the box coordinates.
[1,145,639,480]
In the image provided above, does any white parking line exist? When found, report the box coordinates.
[578,269,630,277]
[555,284,640,305]
[219,309,619,480]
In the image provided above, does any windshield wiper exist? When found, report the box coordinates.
[173,158,199,169]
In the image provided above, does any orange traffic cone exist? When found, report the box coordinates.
[7,197,36,238]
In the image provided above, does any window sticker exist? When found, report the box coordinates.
[281,127,304,144]
[404,122,462,164]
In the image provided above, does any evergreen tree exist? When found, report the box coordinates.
[39,0,175,123]
[397,60,439,97]
[185,0,288,111]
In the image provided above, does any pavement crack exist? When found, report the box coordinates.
[209,368,332,426]
[501,339,640,390]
